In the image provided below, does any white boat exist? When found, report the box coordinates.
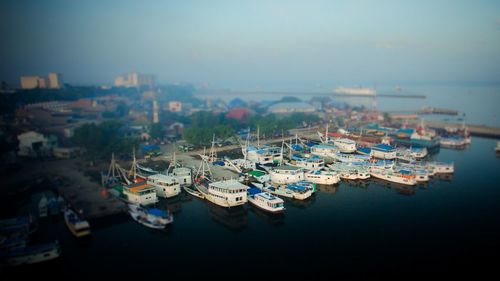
[64,208,91,238]
[171,167,193,186]
[269,165,304,184]
[1,241,61,266]
[147,174,181,198]
[244,145,281,166]
[335,87,376,96]
[128,204,173,229]
[409,147,428,159]
[396,163,430,182]
[222,157,256,173]
[195,179,248,208]
[328,163,370,180]
[369,166,417,186]
[261,183,313,200]
[247,187,285,213]
[496,141,500,153]
[288,154,325,171]
[310,144,338,159]
[395,149,417,163]
[427,162,454,174]
[38,194,48,218]
[304,169,341,185]
[333,138,357,153]
[332,152,370,163]
[123,181,158,206]
[370,144,397,160]
[440,137,467,149]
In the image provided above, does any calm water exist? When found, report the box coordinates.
[196,83,500,127]
[3,137,500,279]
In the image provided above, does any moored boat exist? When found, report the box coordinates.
[0,241,61,267]
[195,179,248,208]
[64,208,91,238]
[147,174,181,198]
[304,169,341,185]
[128,204,173,229]
[369,166,417,186]
[247,187,285,213]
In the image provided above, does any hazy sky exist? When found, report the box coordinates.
[1,0,499,89]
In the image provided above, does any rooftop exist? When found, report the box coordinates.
[210,179,249,190]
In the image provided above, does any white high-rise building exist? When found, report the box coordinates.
[48,72,63,89]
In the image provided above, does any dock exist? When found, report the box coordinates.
[418,107,459,115]
[425,121,500,139]
[4,159,126,220]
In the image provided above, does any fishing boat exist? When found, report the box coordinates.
[395,149,417,163]
[370,144,397,160]
[287,154,325,171]
[369,166,417,186]
[427,162,454,174]
[396,162,430,182]
[269,165,304,184]
[195,179,248,208]
[128,204,173,229]
[64,208,91,237]
[310,144,338,159]
[1,241,61,266]
[328,163,370,180]
[332,152,370,163]
[147,174,181,198]
[304,169,341,185]
[123,181,158,206]
[440,137,467,149]
[356,147,371,156]
[171,167,193,186]
[247,187,285,213]
[332,138,357,153]
[223,157,256,173]
[261,183,313,200]
[408,147,428,159]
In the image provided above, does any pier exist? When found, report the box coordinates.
[418,107,459,115]
[425,121,500,139]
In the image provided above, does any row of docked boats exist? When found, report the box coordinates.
[1,214,61,267]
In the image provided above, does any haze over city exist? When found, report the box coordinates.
[1,0,500,89]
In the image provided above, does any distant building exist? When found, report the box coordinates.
[268,102,316,114]
[17,131,57,158]
[226,107,251,121]
[168,101,182,112]
[114,72,155,88]
[20,72,63,89]
[20,76,48,89]
[48,72,63,89]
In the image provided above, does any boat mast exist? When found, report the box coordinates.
[257,125,260,148]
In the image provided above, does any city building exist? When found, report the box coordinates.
[17,131,57,158]
[20,72,63,89]
[168,101,182,112]
[48,72,63,89]
[114,72,155,88]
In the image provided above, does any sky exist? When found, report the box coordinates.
[1,0,500,90]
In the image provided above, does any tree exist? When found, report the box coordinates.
[149,123,164,140]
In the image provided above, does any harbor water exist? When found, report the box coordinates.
[3,136,500,279]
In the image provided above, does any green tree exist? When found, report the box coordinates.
[149,123,164,140]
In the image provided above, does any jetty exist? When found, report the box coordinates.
[418,107,459,115]
[425,121,500,139]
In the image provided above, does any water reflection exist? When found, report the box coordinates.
[206,203,248,231]
[248,206,285,226]
[284,194,316,209]
[316,184,339,194]
[343,180,370,189]
[433,173,454,182]
[155,192,192,214]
